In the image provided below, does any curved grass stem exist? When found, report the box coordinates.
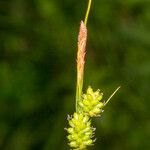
[84,0,92,26]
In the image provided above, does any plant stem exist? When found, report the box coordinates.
[84,0,92,26]
[76,80,83,112]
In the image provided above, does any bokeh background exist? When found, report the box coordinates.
[0,0,150,150]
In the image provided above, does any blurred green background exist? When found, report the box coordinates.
[0,0,150,149]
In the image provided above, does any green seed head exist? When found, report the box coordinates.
[79,86,104,117]
[67,113,94,149]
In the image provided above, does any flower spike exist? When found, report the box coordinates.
[76,21,87,112]
[65,0,120,149]
[67,113,94,149]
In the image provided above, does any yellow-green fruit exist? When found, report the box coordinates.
[79,86,104,117]
[67,113,94,149]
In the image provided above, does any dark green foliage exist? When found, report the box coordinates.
[0,0,149,149]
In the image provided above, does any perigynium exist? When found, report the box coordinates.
[65,0,120,149]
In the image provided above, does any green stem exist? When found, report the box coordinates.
[76,85,79,112]
[84,0,92,26]
[76,81,82,112]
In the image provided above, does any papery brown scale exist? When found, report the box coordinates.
[77,21,87,84]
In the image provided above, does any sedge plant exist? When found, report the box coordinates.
[65,0,120,149]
